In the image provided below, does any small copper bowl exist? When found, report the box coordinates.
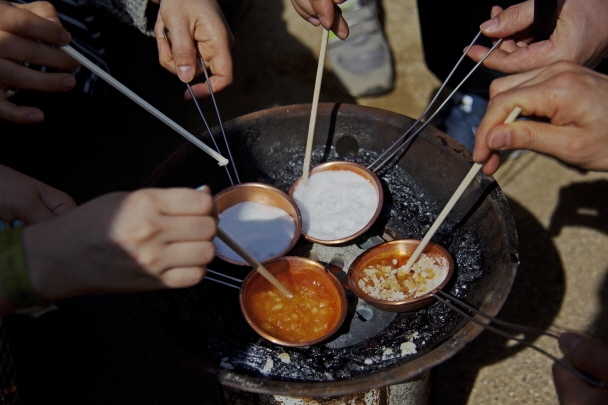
[347,239,454,312]
[239,256,348,347]
[214,183,302,266]
[288,161,383,245]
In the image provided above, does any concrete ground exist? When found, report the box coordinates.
[215,0,608,404]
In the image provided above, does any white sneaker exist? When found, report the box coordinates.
[327,0,395,97]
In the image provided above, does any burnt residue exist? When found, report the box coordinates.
[158,145,491,383]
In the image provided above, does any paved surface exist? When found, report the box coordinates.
[218,1,608,404]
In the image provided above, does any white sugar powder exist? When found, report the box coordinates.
[214,201,296,263]
[292,170,378,240]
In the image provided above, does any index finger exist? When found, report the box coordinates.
[3,2,71,46]
[152,188,216,216]
[163,24,196,83]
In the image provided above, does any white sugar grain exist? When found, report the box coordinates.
[292,170,378,240]
[214,201,296,262]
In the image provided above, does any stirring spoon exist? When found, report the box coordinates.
[302,28,329,185]
[401,107,522,274]
[215,227,294,298]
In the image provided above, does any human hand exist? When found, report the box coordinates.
[553,332,608,405]
[0,165,76,226]
[154,0,234,99]
[290,0,349,40]
[472,61,608,175]
[0,1,80,124]
[23,187,217,302]
[466,0,608,74]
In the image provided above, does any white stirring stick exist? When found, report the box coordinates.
[215,227,294,298]
[401,107,523,273]
[302,29,329,185]
[60,45,229,167]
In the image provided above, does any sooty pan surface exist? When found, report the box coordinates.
[142,103,518,396]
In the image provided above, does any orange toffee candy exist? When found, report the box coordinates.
[244,269,343,344]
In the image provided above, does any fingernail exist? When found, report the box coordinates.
[488,131,509,150]
[196,185,209,191]
[337,29,348,40]
[27,112,43,122]
[62,75,76,90]
[178,65,194,82]
[472,150,481,162]
[480,17,498,33]
[560,332,585,352]
[157,10,161,21]
[46,16,60,23]
[318,15,330,30]
[307,17,320,26]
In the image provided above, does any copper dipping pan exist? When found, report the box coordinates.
[348,239,454,312]
[214,183,303,265]
[239,256,348,347]
[288,161,383,245]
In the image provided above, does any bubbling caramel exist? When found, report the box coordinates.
[244,269,343,344]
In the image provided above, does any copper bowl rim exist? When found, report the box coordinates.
[347,239,455,312]
[214,182,303,266]
[239,256,348,347]
[287,161,384,245]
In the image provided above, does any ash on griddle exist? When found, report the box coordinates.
[162,146,489,382]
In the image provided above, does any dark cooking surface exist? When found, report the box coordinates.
[140,103,518,396]
[153,148,488,382]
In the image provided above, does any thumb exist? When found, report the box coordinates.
[485,120,579,163]
[38,184,77,218]
[480,1,533,37]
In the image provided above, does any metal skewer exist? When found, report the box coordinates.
[162,28,240,185]
[367,33,503,173]
[60,45,229,167]
[431,290,605,388]
[205,269,242,289]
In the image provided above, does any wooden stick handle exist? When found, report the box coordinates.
[215,227,293,297]
[402,107,522,272]
[302,29,329,185]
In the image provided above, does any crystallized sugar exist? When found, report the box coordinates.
[358,253,449,301]
[261,357,274,374]
[292,170,378,240]
[214,201,296,262]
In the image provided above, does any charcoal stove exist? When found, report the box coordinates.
[140,102,519,402]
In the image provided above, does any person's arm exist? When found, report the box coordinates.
[466,0,608,74]
[153,0,235,99]
[0,187,217,316]
[0,1,79,124]
[290,0,349,40]
[553,332,608,404]
[0,165,77,225]
[472,61,608,175]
